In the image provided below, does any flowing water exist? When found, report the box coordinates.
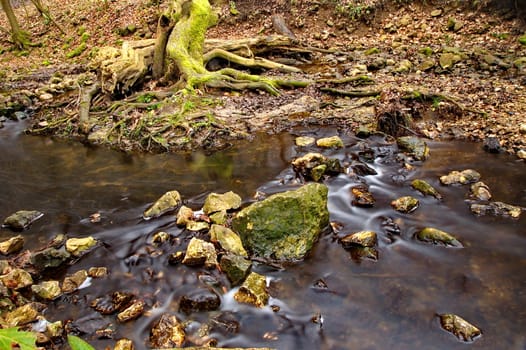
[1,121,525,350]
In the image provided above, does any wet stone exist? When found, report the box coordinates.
[186,220,210,231]
[396,136,429,161]
[470,201,521,218]
[411,179,442,199]
[470,182,492,201]
[340,231,377,248]
[65,236,97,257]
[117,300,145,322]
[168,251,185,265]
[440,169,481,185]
[114,338,135,350]
[4,302,45,326]
[151,231,170,245]
[31,247,71,270]
[292,152,343,181]
[0,268,33,290]
[46,320,63,338]
[91,295,117,315]
[182,237,218,268]
[62,270,88,293]
[176,205,194,226]
[2,210,44,230]
[391,196,419,213]
[295,136,315,147]
[31,280,61,300]
[88,267,108,278]
[316,135,344,149]
[351,185,375,207]
[416,227,462,247]
[219,253,252,286]
[113,291,135,311]
[0,235,24,255]
[203,191,242,215]
[149,314,185,348]
[209,209,228,225]
[351,161,377,176]
[483,136,501,153]
[349,247,379,262]
[209,224,248,257]
[143,190,182,220]
[439,314,482,342]
[180,288,221,313]
[234,272,268,308]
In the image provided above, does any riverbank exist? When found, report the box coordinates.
[1,0,525,158]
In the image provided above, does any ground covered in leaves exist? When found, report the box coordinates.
[0,0,525,158]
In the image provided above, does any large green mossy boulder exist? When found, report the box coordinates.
[232,183,329,260]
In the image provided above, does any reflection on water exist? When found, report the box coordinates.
[0,121,525,350]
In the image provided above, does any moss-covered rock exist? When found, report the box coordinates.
[316,135,344,149]
[292,152,343,181]
[416,227,462,247]
[391,196,419,213]
[232,183,329,260]
[182,237,218,268]
[209,224,247,257]
[2,210,43,230]
[340,231,377,248]
[219,253,252,286]
[0,235,24,255]
[411,179,442,199]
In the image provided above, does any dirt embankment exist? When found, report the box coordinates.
[0,0,525,158]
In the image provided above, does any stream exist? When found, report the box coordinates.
[1,120,525,350]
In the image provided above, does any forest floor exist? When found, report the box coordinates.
[0,0,525,158]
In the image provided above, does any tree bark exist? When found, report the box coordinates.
[0,0,31,49]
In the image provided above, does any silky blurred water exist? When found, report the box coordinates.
[1,121,525,350]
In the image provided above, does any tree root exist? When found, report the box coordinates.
[317,75,374,85]
[404,90,486,116]
[320,87,381,97]
[79,83,100,134]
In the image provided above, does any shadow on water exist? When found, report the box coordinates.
[0,121,525,350]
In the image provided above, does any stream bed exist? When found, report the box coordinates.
[1,120,525,350]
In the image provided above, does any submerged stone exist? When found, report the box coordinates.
[219,253,252,286]
[340,231,377,248]
[203,191,242,215]
[396,136,429,161]
[0,235,24,255]
[440,169,481,185]
[292,152,343,181]
[470,182,492,201]
[31,280,61,300]
[439,314,482,342]
[182,237,218,268]
[348,247,379,262]
[234,272,268,308]
[232,183,329,260]
[180,288,221,313]
[209,224,247,257]
[391,196,419,213]
[411,179,442,199]
[143,190,182,220]
[65,236,97,257]
[416,227,462,247]
[3,210,43,230]
[149,314,185,348]
[470,201,521,218]
[316,135,344,149]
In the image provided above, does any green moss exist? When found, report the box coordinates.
[66,42,87,58]
[365,47,380,55]
[419,47,433,56]
[519,35,526,46]
[42,60,52,66]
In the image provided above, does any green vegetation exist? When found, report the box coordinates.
[519,35,526,45]
[0,327,36,350]
[491,32,510,40]
[419,47,433,56]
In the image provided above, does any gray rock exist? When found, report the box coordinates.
[470,201,521,218]
[396,136,429,161]
[440,169,481,185]
[232,183,329,260]
[31,247,71,270]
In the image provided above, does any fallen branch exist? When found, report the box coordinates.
[78,83,100,134]
[320,87,381,97]
[317,75,374,85]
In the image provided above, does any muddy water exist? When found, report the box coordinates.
[1,121,525,350]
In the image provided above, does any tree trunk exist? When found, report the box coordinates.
[0,0,31,49]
